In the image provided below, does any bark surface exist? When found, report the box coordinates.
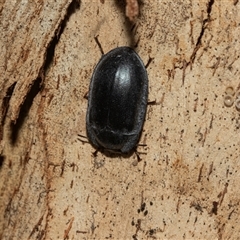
[1,0,240,239]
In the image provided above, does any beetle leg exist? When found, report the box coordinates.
[77,134,89,144]
[147,99,157,105]
[92,149,99,157]
[145,57,154,69]
[83,90,89,99]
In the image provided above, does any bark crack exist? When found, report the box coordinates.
[180,0,215,85]
[0,82,16,141]
[10,0,80,143]
[189,0,215,66]
[43,0,80,72]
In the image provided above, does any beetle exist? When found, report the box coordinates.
[86,46,148,153]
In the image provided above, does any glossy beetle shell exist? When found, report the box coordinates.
[86,47,148,153]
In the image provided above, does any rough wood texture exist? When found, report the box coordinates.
[1,0,240,239]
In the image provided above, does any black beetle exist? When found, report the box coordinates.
[86,46,148,153]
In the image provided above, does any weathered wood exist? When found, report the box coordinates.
[1,0,240,239]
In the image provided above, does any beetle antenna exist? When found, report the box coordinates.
[94,35,104,55]
[133,37,140,48]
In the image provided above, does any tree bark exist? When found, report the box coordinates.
[1,0,240,239]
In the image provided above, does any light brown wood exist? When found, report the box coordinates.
[1,0,240,239]
[126,0,139,21]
